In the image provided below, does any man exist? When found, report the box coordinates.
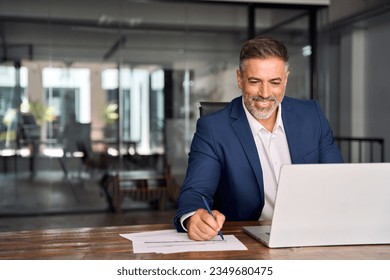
[174,36,344,241]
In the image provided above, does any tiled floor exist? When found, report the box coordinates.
[0,170,177,232]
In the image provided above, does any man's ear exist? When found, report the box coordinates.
[285,70,290,86]
[236,69,242,89]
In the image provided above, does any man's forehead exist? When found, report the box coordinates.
[242,62,287,78]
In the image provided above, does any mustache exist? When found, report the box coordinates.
[251,96,277,102]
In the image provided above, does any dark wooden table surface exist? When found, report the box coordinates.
[1,221,389,260]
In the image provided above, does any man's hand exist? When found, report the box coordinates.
[186,209,225,241]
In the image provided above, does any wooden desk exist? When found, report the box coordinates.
[0,221,389,260]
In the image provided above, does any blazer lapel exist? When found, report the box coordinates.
[281,97,304,163]
[230,98,265,203]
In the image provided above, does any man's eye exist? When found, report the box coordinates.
[249,80,259,84]
[270,81,281,85]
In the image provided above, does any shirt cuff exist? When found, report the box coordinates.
[179,211,196,232]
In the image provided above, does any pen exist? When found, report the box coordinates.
[202,196,224,240]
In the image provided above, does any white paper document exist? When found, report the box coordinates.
[120,229,247,254]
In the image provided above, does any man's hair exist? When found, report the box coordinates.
[239,36,289,71]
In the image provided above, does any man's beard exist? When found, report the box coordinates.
[245,96,280,120]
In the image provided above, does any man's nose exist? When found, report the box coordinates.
[257,84,272,98]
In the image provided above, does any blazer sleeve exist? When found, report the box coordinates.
[173,116,222,231]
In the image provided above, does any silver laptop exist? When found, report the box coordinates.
[243,163,390,248]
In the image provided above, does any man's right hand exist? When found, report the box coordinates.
[185,208,225,241]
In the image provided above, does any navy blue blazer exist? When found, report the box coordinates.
[174,96,344,231]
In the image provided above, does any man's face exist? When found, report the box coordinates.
[237,57,289,121]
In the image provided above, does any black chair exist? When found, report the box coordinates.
[18,113,41,174]
[76,141,108,171]
[199,101,229,117]
[62,122,91,155]
[19,113,40,141]
[62,122,108,176]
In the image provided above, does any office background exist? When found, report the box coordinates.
[1,0,389,230]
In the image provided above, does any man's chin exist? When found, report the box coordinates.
[255,106,278,120]
[253,110,272,120]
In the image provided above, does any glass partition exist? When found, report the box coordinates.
[0,0,318,214]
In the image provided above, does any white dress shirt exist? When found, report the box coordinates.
[243,100,292,220]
